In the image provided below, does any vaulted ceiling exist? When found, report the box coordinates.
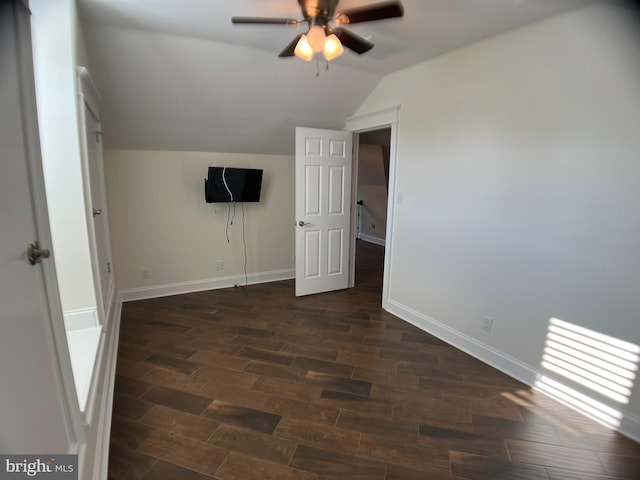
[78,0,594,155]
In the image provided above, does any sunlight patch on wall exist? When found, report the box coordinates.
[536,317,640,428]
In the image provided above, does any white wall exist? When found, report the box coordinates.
[74,1,90,70]
[355,2,640,437]
[357,144,388,244]
[105,150,295,296]
[32,0,96,311]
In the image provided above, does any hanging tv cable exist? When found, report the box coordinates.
[222,167,234,203]
[225,203,231,243]
[223,167,237,241]
[242,202,248,286]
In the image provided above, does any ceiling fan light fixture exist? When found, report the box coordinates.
[294,35,314,61]
[323,34,344,61]
[307,25,326,53]
[232,1,406,65]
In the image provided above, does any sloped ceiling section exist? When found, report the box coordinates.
[79,0,594,155]
[83,24,382,155]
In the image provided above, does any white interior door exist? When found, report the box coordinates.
[83,101,112,313]
[295,127,353,296]
[0,0,74,451]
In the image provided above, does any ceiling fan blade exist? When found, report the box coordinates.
[334,1,404,25]
[232,16,300,25]
[332,28,374,55]
[278,33,304,57]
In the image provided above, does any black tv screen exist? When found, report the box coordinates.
[205,167,263,203]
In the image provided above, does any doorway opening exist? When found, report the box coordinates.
[354,127,391,297]
[346,106,400,309]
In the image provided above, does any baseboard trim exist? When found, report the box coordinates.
[386,299,538,386]
[93,293,122,480]
[619,411,640,444]
[385,299,640,443]
[358,234,386,247]
[120,269,295,302]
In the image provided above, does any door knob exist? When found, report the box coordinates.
[298,221,310,227]
[28,241,50,265]
[93,208,102,217]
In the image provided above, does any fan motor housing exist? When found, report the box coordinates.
[298,0,339,21]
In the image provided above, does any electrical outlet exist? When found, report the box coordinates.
[141,268,150,280]
[482,316,493,333]
[216,260,225,271]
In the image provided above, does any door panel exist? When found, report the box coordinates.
[295,127,352,296]
[305,165,322,215]
[85,107,105,307]
[329,139,345,157]
[0,0,73,452]
[84,104,111,313]
[328,166,345,215]
[327,229,343,275]
[304,230,321,279]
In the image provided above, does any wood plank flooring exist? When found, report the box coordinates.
[108,240,640,479]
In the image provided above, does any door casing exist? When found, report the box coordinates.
[346,106,400,309]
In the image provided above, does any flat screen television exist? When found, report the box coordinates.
[205,167,263,203]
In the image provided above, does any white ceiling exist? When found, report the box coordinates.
[78,0,594,155]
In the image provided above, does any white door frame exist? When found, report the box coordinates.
[346,106,400,310]
[77,66,115,325]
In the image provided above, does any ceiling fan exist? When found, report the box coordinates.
[231,0,404,62]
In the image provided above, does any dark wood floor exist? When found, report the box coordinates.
[108,240,640,479]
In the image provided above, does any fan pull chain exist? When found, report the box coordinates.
[313,57,330,77]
